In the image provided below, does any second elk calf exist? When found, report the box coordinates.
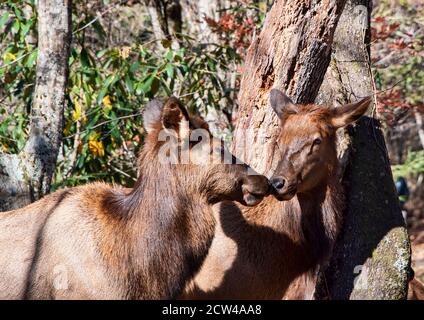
[182,89,372,300]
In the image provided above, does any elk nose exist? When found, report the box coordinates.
[271,177,285,191]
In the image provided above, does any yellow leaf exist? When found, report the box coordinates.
[3,52,16,62]
[102,95,111,105]
[259,2,267,12]
[102,95,112,111]
[88,136,105,158]
[72,98,82,122]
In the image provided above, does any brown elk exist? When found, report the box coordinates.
[0,96,271,299]
[181,89,372,299]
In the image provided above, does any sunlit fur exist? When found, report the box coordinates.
[272,104,337,197]
[408,278,424,300]
[0,97,270,300]
[181,92,371,300]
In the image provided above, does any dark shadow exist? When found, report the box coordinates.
[315,117,408,299]
[183,198,327,300]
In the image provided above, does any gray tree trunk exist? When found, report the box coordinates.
[180,0,226,43]
[0,0,72,211]
[145,0,182,44]
[314,0,411,300]
[414,112,424,150]
[178,0,234,140]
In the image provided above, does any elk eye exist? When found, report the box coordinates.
[313,138,322,146]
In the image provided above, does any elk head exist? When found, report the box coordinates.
[269,89,372,200]
[142,96,270,206]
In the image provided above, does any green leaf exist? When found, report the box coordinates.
[96,49,109,58]
[25,50,37,68]
[150,77,160,96]
[12,19,20,34]
[139,73,156,95]
[130,62,140,73]
[0,12,10,29]
[20,20,32,36]
[13,7,23,20]
[80,48,91,68]
[96,75,115,104]
[92,19,106,39]
[97,86,109,105]
[165,63,174,79]
[165,50,174,61]
[125,75,134,94]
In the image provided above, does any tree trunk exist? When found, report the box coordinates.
[145,0,182,44]
[146,2,168,40]
[180,0,226,43]
[0,0,72,211]
[179,0,235,139]
[414,112,424,150]
[232,0,347,176]
[314,0,411,300]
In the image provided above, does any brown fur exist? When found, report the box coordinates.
[0,97,270,300]
[181,90,371,300]
[408,278,424,300]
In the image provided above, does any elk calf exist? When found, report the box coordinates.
[0,97,270,299]
[182,89,372,300]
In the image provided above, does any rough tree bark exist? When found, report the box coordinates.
[415,112,424,150]
[232,0,347,176]
[180,0,227,43]
[0,0,72,211]
[314,0,411,300]
[144,0,182,43]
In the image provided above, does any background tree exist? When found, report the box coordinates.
[0,0,72,210]
[369,1,424,283]
[144,0,182,45]
[314,0,410,299]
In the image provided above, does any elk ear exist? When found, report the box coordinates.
[330,97,372,128]
[269,89,297,118]
[143,98,165,133]
[161,96,190,134]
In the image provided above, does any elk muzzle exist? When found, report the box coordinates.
[270,176,297,201]
[240,175,271,206]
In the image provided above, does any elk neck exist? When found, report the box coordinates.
[245,165,343,269]
[97,141,215,299]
